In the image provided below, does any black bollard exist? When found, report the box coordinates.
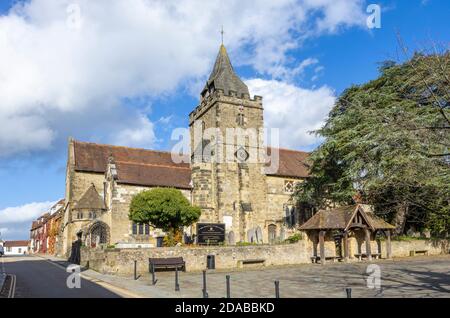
[346,288,352,298]
[134,260,137,280]
[202,270,209,298]
[275,280,280,298]
[226,275,231,298]
[151,264,157,285]
[175,267,180,291]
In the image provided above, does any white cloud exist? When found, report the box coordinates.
[0,201,55,224]
[113,115,157,149]
[246,78,335,150]
[0,0,366,157]
[0,201,56,240]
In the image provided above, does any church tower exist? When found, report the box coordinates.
[189,45,267,243]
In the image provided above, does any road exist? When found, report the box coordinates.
[1,255,121,298]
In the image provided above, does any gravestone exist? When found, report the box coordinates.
[228,231,235,245]
[247,228,256,243]
[255,226,263,244]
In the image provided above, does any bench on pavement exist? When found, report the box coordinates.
[410,250,429,257]
[311,256,343,263]
[354,253,381,261]
[148,257,186,285]
[237,259,266,268]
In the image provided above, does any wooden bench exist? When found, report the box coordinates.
[311,256,343,263]
[148,257,186,285]
[237,259,266,268]
[354,253,381,261]
[410,250,429,256]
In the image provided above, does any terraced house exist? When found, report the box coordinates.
[58,45,311,256]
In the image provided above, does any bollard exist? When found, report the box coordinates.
[134,260,137,280]
[151,264,157,285]
[202,270,209,298]
[175,267,180,291]
[226,275,231,298]
[345,288,352,298]
[275,280,280,298]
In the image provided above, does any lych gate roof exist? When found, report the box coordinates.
[299,204,395,231]
[74,184,106,210]
[202,45,250,97]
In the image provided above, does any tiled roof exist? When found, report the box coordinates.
[4,240,30,247]
[299,204,395,231]
[115,161,192,189]
[74,184,106,210]
[73,140,191,189]
[265,147,310,179]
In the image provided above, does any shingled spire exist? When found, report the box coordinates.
[201,45,249,99]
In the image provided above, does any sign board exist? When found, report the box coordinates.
[197,223,225,245]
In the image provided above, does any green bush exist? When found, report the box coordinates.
[284,233,303,244]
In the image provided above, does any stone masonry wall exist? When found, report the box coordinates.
[81,238,449,276]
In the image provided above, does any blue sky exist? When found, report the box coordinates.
[0,0,449,240]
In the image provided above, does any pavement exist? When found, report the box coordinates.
[3,254,450,298]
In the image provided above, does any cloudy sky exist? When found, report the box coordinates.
[0,0,448,240]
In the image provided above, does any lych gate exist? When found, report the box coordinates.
[300,204,395,264]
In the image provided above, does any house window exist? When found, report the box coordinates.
[284,180,295,193]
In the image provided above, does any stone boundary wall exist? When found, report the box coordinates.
[81,241,311,275]
[389,239,449,258]
[80,239,449,276]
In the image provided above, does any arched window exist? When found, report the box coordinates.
[236,113,245,126]
[268,224,277,244]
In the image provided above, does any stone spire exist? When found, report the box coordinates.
[201,45,249,98]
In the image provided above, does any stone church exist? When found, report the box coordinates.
[59,45,311,256]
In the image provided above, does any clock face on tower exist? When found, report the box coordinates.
[235,146,249,162]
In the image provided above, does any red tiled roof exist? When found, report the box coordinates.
[73,141,191,189]
[266,147,310,179]
[4,240,30,247]
[115,161,192,189]
[74,141,190,173]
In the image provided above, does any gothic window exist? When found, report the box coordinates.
[77,212,83,219]
[144,223,150,235]
[132,222,138,235]
[89,211,97,219]
[284,180,295,193]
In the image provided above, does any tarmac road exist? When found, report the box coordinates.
[1,255,121,298]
